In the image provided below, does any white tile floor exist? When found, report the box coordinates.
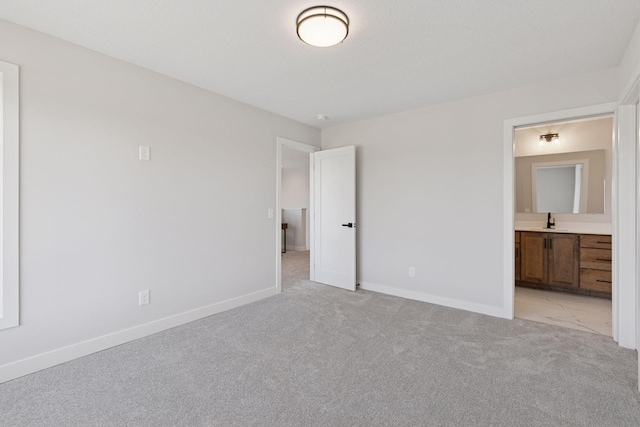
[514,287,612,336]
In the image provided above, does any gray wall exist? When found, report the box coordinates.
[0,20,320,367]
[322,68,618,315]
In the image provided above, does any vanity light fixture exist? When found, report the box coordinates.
[539,133,560,146]
[296,6,349,47]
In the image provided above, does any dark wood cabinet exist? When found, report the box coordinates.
[516,231,610,297]
[547,233,579,288]
[520,232,548,284]
[514,232,521,281]
[579,234,612,293]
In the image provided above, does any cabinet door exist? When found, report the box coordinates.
[515,242,521,281]
[520,232,547,284]
[548,233,579,288]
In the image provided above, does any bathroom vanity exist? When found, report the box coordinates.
[515,229,612,298]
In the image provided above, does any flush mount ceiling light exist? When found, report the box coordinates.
[539,133,560,146]
[296,6,349,47]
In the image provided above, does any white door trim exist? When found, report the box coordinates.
[503,103,618,323]
[275,137,319,294]
[615,96,639,349]
[0,60,20,331]
[619,65,640,389]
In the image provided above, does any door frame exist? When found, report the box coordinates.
[502,103,621,330]
[275,137,319,294]
[618,78,639,351]
[0,60,19,331]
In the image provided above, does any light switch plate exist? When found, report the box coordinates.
[139,290,150,306]
[139,146,150,161]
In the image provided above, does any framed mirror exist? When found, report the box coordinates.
[532,160,588,214]
[515,150,605,214]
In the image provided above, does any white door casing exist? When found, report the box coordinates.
[311,146,356,290]
[0,60,19,331]
[636,99,640,391]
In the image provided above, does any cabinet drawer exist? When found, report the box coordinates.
[580,269,612,292]
[515,232,520,243]
[580,234,611,249]
[580,248,612,271]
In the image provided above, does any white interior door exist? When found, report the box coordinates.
[311,145,356,290]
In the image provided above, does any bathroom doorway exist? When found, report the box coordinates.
[511,112,614,336]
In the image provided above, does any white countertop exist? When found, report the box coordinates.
[514,221,611,235]
[515,227,611,235]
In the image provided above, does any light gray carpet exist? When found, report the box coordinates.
[1,250,639,426]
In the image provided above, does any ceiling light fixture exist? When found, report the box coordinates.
[539,133,560,146]
[297,6,349,47]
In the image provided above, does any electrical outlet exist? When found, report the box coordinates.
[139,290,150,306]
[409,267,416,277]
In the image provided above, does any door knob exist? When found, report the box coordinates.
[341,223,354,228]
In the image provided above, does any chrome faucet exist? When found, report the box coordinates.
[546,212,555,229]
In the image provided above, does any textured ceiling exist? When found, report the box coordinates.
[1,1,639,129]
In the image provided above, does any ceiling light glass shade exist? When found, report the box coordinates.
[539,133,560,145]
[297,6,349,47]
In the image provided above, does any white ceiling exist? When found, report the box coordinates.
[1,1,639,129]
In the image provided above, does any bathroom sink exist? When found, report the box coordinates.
[525,227,568,231]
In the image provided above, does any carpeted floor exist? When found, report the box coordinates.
[1,250,639,426]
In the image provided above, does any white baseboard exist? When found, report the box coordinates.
[358,281,509,319]
[285,245,308,252]
[0,287,277,384]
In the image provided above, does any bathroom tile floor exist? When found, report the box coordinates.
[515,287,612,336]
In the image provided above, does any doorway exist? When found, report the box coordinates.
[513,114,614,335]
[275,138,318,293]
[504,103,629,341]
[275,138,358,293]
[280,144,312,292]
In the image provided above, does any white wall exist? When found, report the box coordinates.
[282,167,310,250]
[322,68,618,317]
[282,208,306,251]
[619,18,640,99]
[282,168,310,210]
[514,117,613,157]
[0,20,320,377]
